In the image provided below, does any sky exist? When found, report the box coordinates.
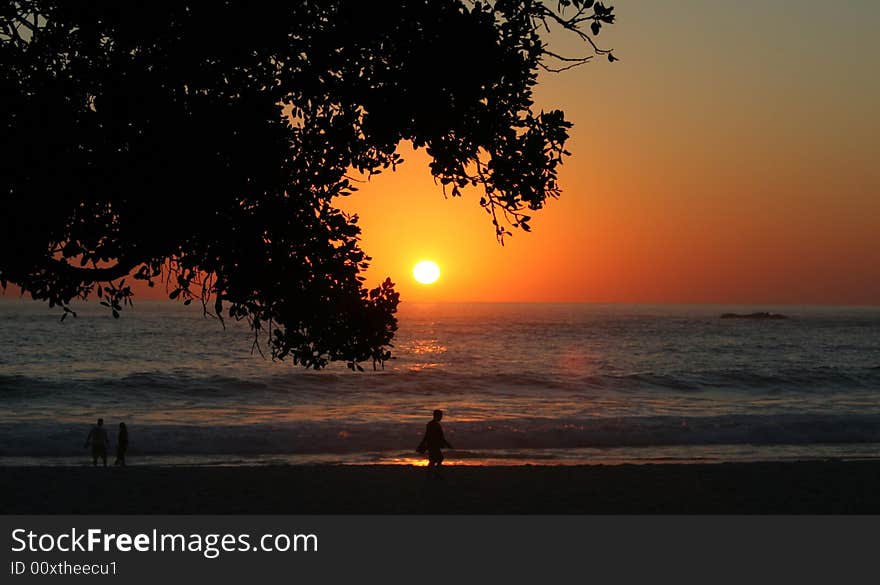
[5,2,877,307]
[338,0,880,305]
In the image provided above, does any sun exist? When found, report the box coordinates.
[413,260,441,285]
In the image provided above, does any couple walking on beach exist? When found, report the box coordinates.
[84,418,128,467]
[83,412,448,471]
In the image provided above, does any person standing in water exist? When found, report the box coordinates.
[417,410,453,477]
[84,418,109,467]
[114,422,128,466]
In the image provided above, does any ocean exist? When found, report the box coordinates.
[1,300,878,466]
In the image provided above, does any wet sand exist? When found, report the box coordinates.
[2,460,879,514]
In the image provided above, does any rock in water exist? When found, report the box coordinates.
[720,312,788,320]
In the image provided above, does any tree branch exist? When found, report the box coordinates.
[44,257,138,283]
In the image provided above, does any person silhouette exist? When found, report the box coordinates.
[84,418,109,467]
[114,422,128,466]
[417,409,453,477]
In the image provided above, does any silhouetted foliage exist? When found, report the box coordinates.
[0,1,615,369]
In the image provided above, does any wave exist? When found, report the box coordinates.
[2,363,880,398]
[2,413,879,457]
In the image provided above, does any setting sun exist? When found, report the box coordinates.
[413,260,441,285]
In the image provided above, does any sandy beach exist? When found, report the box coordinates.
[2,460,879,514]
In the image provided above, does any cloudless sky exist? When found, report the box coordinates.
[339,0,880,304]
[7,2,876,307]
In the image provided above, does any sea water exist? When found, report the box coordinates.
[0,300,878,466]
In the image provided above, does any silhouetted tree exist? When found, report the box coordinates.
[0,1,615,369]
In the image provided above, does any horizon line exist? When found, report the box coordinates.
[1,296,878,309]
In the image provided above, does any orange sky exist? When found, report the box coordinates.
[6,2,878,306]
[337,1,880,305]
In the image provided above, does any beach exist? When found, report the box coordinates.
[3,302,879,515]
[3,302,880,469]
[3,460,879,514]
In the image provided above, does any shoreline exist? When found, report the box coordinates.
[3,460,879,514]
[4,442,879,469]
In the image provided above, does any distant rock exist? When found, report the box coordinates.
[720,312,788,320]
